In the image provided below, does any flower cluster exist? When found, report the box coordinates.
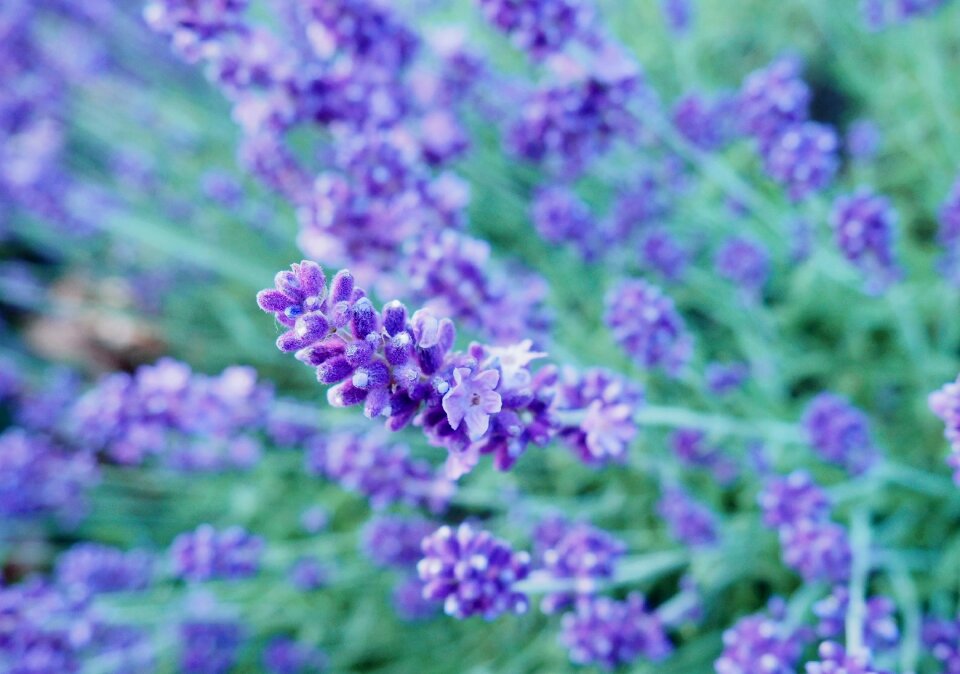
[829,188,901,294]
[929,374,960,482]
[715,599,811,674]
[670,428,739,484]
[55,543,154,600]
[714,236,771,299]
[657,487,719,547]
[805,642,890,674]
[813,586,898,650]
[362,515,438,568]
[417,523,531,620]
[476,0,595,59]
[605,279,692,376]
[938,173,960,285]
[170,524,265,581]
[802,392,880,475]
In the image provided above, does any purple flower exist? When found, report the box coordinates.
[930,374,960,481]
[805,642,891,674]
[669,428,738,484]
[758,470,831,529]
[762,122,839,201]
[560,593,672,670]
[144,0,249,60]
[813,586,898,650]
[555,368,643,466]
[715,600,810,674]
[288,556,330,591]
[660,0,693,34]
[531,186,602,260]
[417,523,530,620]
[779,519,852,583]
[738,57,810,143]
[442,367,503,440]
[714,236,770,298]
[170,524,264,581]
[0,580,84,674]
[639,229,690,282]
[938,174,960,285]
[923,616,960,671]
[55,544,153,600]
[180,620,244,674]
[704,362,750,397]
[392,575,441,621]
[847,119,881,161]
[657,487,719,547]
[830,188,901,294]
[476,0,595,59]
[262,637,327,674]
[531,517,626,613]
[672,92,735,151]
[362,516,438,568]
[802,392,879,474]
[605,279,692,376]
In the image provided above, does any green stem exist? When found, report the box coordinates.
[844,508,871,654]
[514,549,687,595]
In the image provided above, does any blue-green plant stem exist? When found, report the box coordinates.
[844,507,871,654]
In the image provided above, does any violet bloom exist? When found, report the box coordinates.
[170,524,264,581]
[362,516,438,568]
[669,428,738,484]
[560,593,672,670]
[830,188,901,294]
[805,642,891,674]
[0,580,84,674]
[531,186,602,260]
[704,362,750,397]
[605,279,692,376]
[55,544,153,600]
[847,119,881,161]
[938,174,960,285]
[262,637,327,674]
[531,517,626,613]
[738,57,811,143]
[779,519,852,583]
[657,487,719,547]
[417,523,530,620]
[442,367,502,440]
[180,621,244,674]
[813,586,899,650]
[639,229,690,282]
[144,0,249,61]
[758,470,831,529]
[714,236,770,298]
[802,392,880,474]
[288,556,329,591]
[554,368,643,466]
[715,599,810,674]
[660,0,693,34]
[923,616,960,671]
[392,575,441,621]
[475,0,595,59]
[672,92,735,151]
[929,374,960,482]
[762,122,840,201]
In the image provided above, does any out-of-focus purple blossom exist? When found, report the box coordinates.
[705,362,750,397]
[738,57,810,143]
[669,428,738,484]
[714,236,770,298]
[789,217,815,262]
[554,368,642,466]
[605,279,692,376]
[288,556,330,591]
[144,0,249,61]
[660,0,693,34]
[657,487,718,547]
[802,392,880,474]
[847,119,881,161]
[71,358,272,469]
[762,122,839,201]
[301,0,418,68]
[805,642,891,674]
[531,186,602,260]
[929,374,960,482]
[861,0,950,29]
[758,470,831,529]
[201,169,244,208]
[180,620,244,674]
[608,168,675,239]
[938,174,960,286]
[639,229,690,282]
[300,506,330,534]
[55,544,153,600]
[560,593,672,670]
[830,188,901,294]
[813,586,898,650]
[417,523,530,620]
[476,0,595,59]
[262,637,327,674]
[170,524,264,582]
[779,519,851,583]
[715,599,810,674]
[531,516,625,613]
[672,92,736,151]
[392,575,441,621]
[923,616,960,672]
[362,516,438,568]
[0,428,97,522]
[306,431,453,511]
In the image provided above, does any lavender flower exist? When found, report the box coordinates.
[170,524,264,581]
[802,392,879,474]
[672,92,735,151]
[813,586,899,650]
[938,174,960,285]
[779,519,852,583]
[362,516,438,568]
[0,580,84,674]
[830,188,901,294]
[762,122,840,201]
[704,362,750,397]
[660,0,693,34]
[476,0,595,59]
[288,556,330,591]
[847,119,881,161]
[605,279,692,376]
[639,229,690,282]
[738,57,811,143]
[714,236,770,298]
[417,523,530,620]
[442,367,503,440]
[180,620,244,674]
[392,575,441,621]
[715,600,810,674]
[657,487,719,547]
[554,368,643,466]
[923,616,960,672]
[55,544,153,600]
[144,0,249,61]
[758,470,831,529]
[531,186,602,260]
[263,637,327,674]
[559,593,672,670]
[669,428,738,484]
[531,516,626,613]
[929,374,960,481]
[805,642,891,674]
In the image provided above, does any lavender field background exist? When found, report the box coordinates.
[3,1,960,673]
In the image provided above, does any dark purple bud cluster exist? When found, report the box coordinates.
[559,593,673,670]
[531,516,626,613]
[657,487,719,547]
[715,599,811,674]
[805,642,892,674]
[605,279,692,377]
[802,392,880,475]
[738,57,811,144]
[475,0,595,59]
[417,523,531,620]
[362,515,439,568]
[830,188,901,294]
[170,524,265,581]
[813,586,899,650]
[761,121,840,201]
[758,470,830,528]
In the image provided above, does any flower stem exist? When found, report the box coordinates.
[844,507,871,654]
